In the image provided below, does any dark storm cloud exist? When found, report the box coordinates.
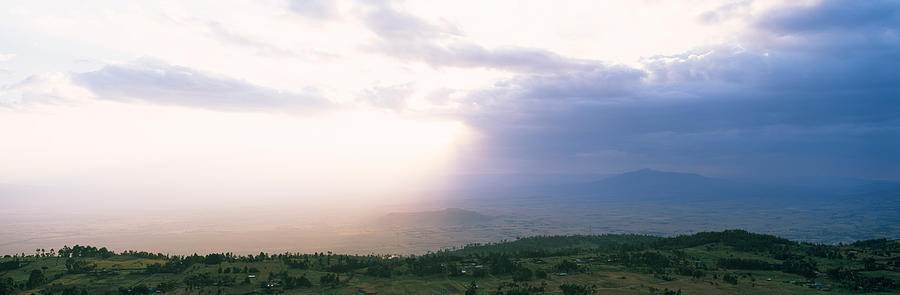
[755,0,900,34]
[751,0,900,59]
[466,90,899,179]
[73,59,334,113]
[510,66,647,101]
[461,1,900,180]
[645,46,900,93]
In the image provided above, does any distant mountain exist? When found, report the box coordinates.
[376,208,494,227]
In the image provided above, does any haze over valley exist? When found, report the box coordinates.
[3,169,896,256]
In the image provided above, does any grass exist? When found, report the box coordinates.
[1,256,895,295]
[2,231,898,295]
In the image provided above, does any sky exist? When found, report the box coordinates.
[1,0,899,209]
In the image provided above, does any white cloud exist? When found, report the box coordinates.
[8,0,778,114]
[72,59,336,114]
[0,72,95,107]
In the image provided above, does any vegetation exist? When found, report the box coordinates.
[0,230,897,294]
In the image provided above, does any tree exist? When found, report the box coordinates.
[65,258,95,273]
[464,281,477,295]
[512,268,533,282]
[27,269,46,289]
[555,260,579,273]
[319,273,340,288]
[0,278,15,295]
[295,275,312,288]
[559,283,593,295]
[863,258,878,271]
[366,262,392,278]
[487,254,516,275]
[722,273,738,285]
[132,284,150,295]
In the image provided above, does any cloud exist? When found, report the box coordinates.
[454,0,900,179]
[200,20,338,61]
[697,0,751,24]
[71,59,335,114]
[286,0,340,20]
[509,66,647,102]
[750,0,900,58]
[463,89,899,179]
[459,64,647,118]
[204,21,300,58]
[0,72,95,107]
[647,1,900,93]
[358,83,413,110]
[755,0,900,34]
[360,1,458,40]
[4,0,897,182]
[359,1,594,73]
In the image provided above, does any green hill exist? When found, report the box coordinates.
[1,230,897,294]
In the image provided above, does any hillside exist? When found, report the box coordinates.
[1,230,897,294]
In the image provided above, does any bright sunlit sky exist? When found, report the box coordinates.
[1,0,898,208]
